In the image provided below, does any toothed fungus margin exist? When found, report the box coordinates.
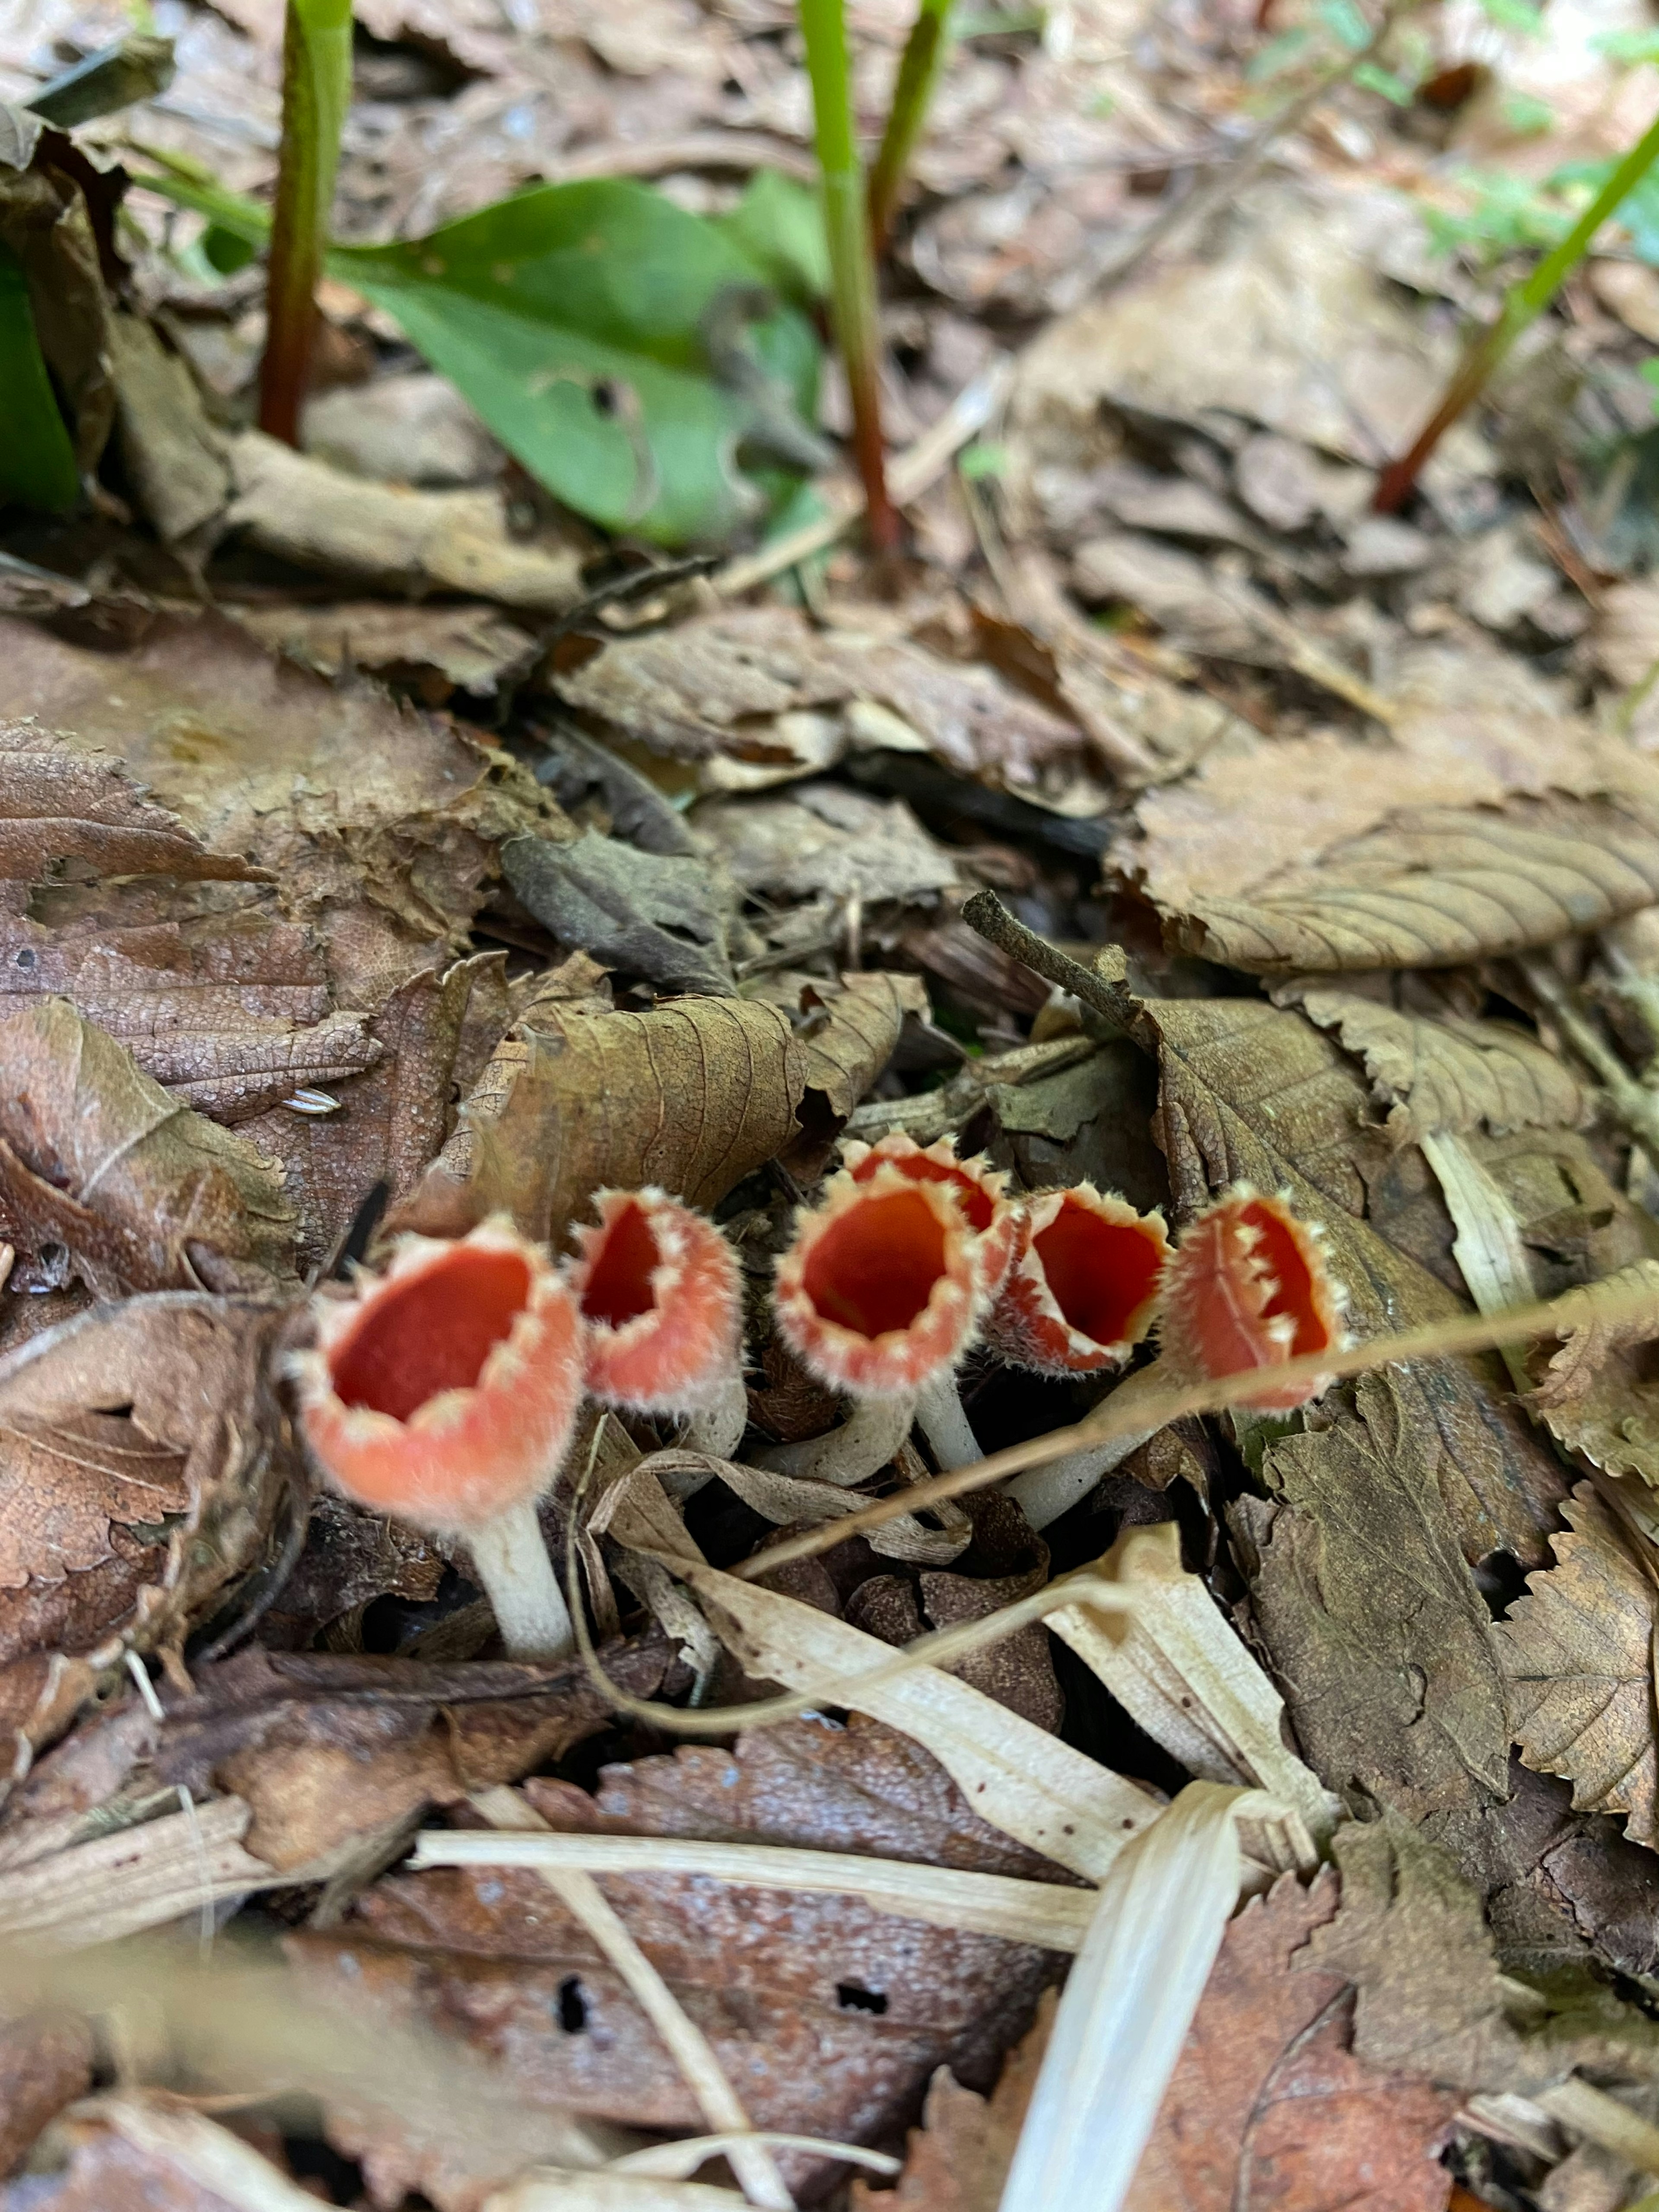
[842,1131,1020,1297]
[1160,1186,1345,1412]
[988,1183,1169,1376]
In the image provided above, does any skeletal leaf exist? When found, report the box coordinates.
[1289,988,1589,1139]
[1493,1483,1659,1850]
[502,829,737,997]
[0,1000,297,1297]
[1527,1261,1659,1485]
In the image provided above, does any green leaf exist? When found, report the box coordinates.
[1595,26,1659,62]
[0,242,78,512]
[1317,0,1371,53]
[1353,59,1414,103]
[335,179,821,546]
[1477,0,1542,32]
[717,168,830,304]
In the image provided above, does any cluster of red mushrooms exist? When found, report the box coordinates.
[292,1136,1347,1666]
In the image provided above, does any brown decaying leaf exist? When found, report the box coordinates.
[154,1637,674,1873]
[849,1989,1053,2212]
[1122,699,1659,973]
[1125,1870,1457,2212]
[553,605,1084,792]
[1287,987,1590,1140]
[1493,1483,1659,1850]
[0,1000,296,1297]
[396,973,924,1244]
[1527,1261,1659,1485]
[291,1715,1066,2194]
[8,2126,238,2212]
[0,2014,92,2176]
[0,1295,289,1780]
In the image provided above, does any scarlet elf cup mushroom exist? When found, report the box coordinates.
[1007,1184,1345,1530]
[764,1161,986,1485]
[569,1186,749,1464]
[293,1218,585,1661]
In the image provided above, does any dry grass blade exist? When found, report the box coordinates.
[411,1828,1098,1950]
[69,2096,334,2211]
[997,1783,1260,2212]
[473,1785,795,2212]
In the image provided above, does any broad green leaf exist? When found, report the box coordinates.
[334,179,821,546]
[717,169,830,305]
[0,242,78,511]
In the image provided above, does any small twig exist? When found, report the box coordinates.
[537,553,721,648]
[960,890,1140,1036]
[712,356,1013,596]
[1518,954,1659,1160]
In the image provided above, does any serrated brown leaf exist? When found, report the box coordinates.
[1122,701,1659,973]
[0,1295,288,1763]
[1527,1262,1659,1484]
[1165,800,1659,973]
[849,1990,1053,2212]
[1125,1870,1457,2212]
[1288,988,1589,1139]
[0,1000,296,1297]
[290,1716,1065,2196]
[0,900,381,1124]
[0,2015,92,2175]
[0,722,267,889]
[397,973,920,1244]
[1306,1815,1659,2093]
[1493,1483,1659,1848]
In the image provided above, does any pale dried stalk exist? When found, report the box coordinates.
[1538,2079,1659,2176]
[415,1828,1097,1951]
[487,2172,743,2209]
[1047,1523,1339,1848]
[611,2134,899,2180]
[733,1268,1659,1586]
[473,1787,795,2212]
[997,1782,1262,2212]
[570,1553,1163,1878]
[648,1449,970,1564]
[1420,1128,1535,1392]
[0,1798,269,1950]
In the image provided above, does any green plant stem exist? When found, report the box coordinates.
[868,0,953,251]
[259,0,353,445]
[1375,104,1659,511]
[798,0,899,553]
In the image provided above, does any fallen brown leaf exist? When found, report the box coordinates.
[397,972,924,1243]
[1493,1483,1659,1850]
[1527,1262,1659,1484]
[553,605,1085,796]
[0,1000,297,1297]
[0,2014,92,2176]
[0,1294,288,1781]
[233,600,539,702]
[1125,1870,1458,2212]
[501,828,738,996]
[849,1989,1052,2212]
[155,1637,674,1872]
[1120,696,1659,973]
[292,1713,1065,2195]
[1287,987,1590,1139]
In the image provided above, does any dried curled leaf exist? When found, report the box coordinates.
[0,1000,297,1296]
[1289,988,1589,1139]
[1494,1483,1659,1850]
[397,974,922,1244]
[0,720,269,887]
[1528,1261,1659,1484]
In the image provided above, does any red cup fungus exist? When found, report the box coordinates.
[1160,1185,1344,1411]
[987,1183,1169,1376]
[842,1131,1019,1298]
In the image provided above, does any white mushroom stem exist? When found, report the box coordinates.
[678,1370,749,1462]
[913,1369,982,1472]
[1005,1361,1166,1532]
[466,1494,576,1661]
[753,1391,916,1487]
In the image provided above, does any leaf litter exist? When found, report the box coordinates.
[25,0,1659,2206]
